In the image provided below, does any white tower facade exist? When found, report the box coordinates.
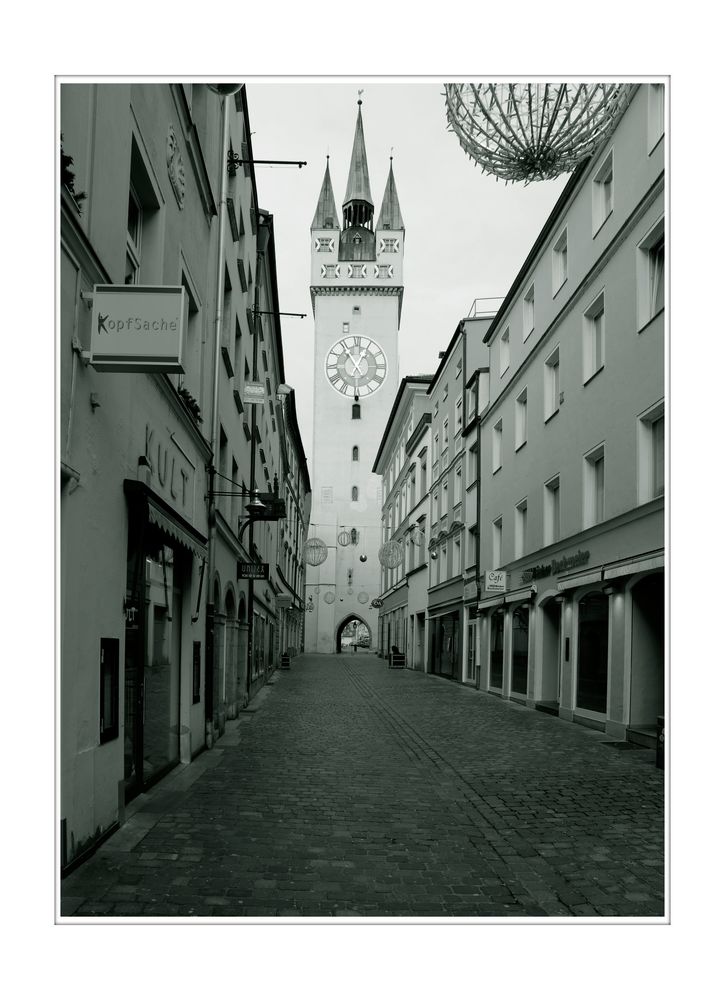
[306,100,405,653]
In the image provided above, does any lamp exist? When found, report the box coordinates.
[602,583,618,596]
[207,83,243,96]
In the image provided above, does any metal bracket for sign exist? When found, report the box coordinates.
[191,557,206,623]
[80,291,94,309]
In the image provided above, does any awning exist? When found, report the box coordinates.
[603,550,664,581]
[478,585,535,610]
[124,479,207,560]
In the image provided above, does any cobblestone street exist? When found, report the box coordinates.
[61,654,665,919]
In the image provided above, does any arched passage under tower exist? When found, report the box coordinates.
[335,614,371,653]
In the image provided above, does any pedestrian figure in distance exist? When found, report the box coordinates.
[353,642,358,653]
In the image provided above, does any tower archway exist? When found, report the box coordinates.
[335,614,371,653]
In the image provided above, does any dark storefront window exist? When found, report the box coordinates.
[511,606,529,695]
[490,608,504,689]
[430,612,460,678]
[577,592,609,713]
[99,638,119,743]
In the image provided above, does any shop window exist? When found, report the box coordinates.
[99,637,119,744]
[577,593,609,713]
[192,640,201,704]
[490,609,504,689]
[511,606,529,695]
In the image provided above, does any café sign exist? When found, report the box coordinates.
[90,285,187,373]
[485,570,507,593]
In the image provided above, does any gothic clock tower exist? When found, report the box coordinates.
[306,99,405,654]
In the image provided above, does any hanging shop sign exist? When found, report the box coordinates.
[237,561,269,580]
[484,570,507,593]
[90,285,187,372]
[243,381,265,406]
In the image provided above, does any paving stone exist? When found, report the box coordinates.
[60,654,664,919]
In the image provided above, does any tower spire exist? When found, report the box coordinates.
[311,155,339,230]
[377,157,404,232]
[343,98,373,227]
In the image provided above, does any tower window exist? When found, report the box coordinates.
[351,486,359,501]
[352,403,361,419]
[352,446,359,461]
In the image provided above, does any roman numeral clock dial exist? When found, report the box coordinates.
[325,336,388,398]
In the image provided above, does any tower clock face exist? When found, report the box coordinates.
[325,336,388,397]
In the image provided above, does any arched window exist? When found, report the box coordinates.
[352,445,359,461]
[352,403,361,419]
[351,486,359,501]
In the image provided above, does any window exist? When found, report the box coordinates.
[440,544,448,582]
[592,150,613,233]
[443,418,449,449]
[544,346,560,420]
[492,517,503,569]
[125,184,142,284]
[419,451,428,495]
[637,402,665,503]
[443,384,448,402]
[544,475,560,545]
[584,444,605,527]
[453,537,461,576]
[433,432,439,465]
[352,403,361,419]
[466,383,477,424]
[351,486,359,502]
[492,419,503,473]
[99,638,119,743]
[552,228,568,293]
[454,465,462,505]
[432,490,439,526]
[500,327,510,376]
[583,291,605,382]
[441,481,448,516]
[515,388,528,450]
[455,396,463,434]
[523,284,535,339]
[636,217,665,330]
[456,358,462,379]
[515,498,527,558]
[410,466,417,507]
[352,445,359,461]
[648,84,665,153]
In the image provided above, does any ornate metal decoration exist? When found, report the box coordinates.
[303,537,328,566]
[378,540,404,569]
[324,591,335,605]
[444,83,632,184]
[338,529,351,547]
[358,592,369,604]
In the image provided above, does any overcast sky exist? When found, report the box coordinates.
[246,80,570,452]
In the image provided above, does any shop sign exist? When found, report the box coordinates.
[485,570,507,593]
[237,561,269,580]
[90,285,187,372]
[276,594,293,609]
[520,549,590,585]
[243,382,265,406]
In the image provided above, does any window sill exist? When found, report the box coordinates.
[583,364,604,387]
[515,441,527,453]
[544,407,559,425]
[500,365,509,379]
[648,132,664,156]
[523,328,534,342]
[592,208,613,239]
[637,306,664,335]
[492,465,501,476]
[552,277,567,300]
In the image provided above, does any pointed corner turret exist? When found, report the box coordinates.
[311,156,340,231]
[376,157,405,232]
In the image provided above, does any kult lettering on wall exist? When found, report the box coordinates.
[145,424,192,510]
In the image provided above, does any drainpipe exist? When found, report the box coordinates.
[205,90,233,747]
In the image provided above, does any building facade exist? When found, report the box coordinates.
[305,100,404,653]
[60,83,310,872]
[475,83,665,741]
[373,377,433,664]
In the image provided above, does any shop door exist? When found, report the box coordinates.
[466,620,478,682]
[511,606,529,695]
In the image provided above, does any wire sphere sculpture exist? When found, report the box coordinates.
[444,83,632,184]
[303,537,328,566]
[378,540,404,569]
[358,591,369,604]
[337,529,351,547]
[324,591,336,605]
